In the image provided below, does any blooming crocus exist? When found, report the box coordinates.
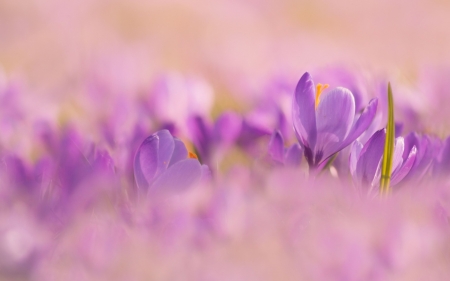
[350,129,417,191]
[134,130,208,197]
[292,72,378,169]
[267,130,302,167]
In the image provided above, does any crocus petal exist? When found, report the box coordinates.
[148,158,202,194]
[134,134,159,190]
[391,137,405,174]
[268,131,284,163]
[188,115,212,160]
[403,134,438,181]
[213,111,242,146]
[201,164,212,181]
[155,130,175,173]
[391,146,417,186]
[435,136,450,177]
[333,98,378,154]
[284,143,302,167]
[169,138,188,166]
[134,130,176,190]
[349,140,363,177]
[292,72,317,150]
[355,129,385,185]
[316,87,355,159]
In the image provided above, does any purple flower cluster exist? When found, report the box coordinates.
[1,69,450,280]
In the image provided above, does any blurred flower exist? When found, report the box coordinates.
[400,132,440,184]
[188,111,242,168]
[267,130,302,167]
[350,129,417,191]
[134,129,209,197]
[148,73,214,136]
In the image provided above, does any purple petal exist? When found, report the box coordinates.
[435,136,450,176]
[316,87,355,159]
[391,146,417,186]
[134,134,159,190]
[349,140,363,177]
[134,130,176,190]
[154,130,175,173]
[391,137,405,174]
[403,134,438,181]
[148,159,202,194]
[213,111,242,146]
[188,115,212,161]
[355,129,385,185]
[268,131,284,163]
[402,133,419,160]
[333,98,378,154]
[284,143,302,167]
[292,72,317,150]
[169,138,188,166]
[201,164,212,181]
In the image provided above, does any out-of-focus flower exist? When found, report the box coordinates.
[400,132,440,183]
[188,111,242,168]
[148,73,214,136]
[350,129,417,191]
[292,72,378,169]
[433,136,450,180]
[267,130,302,167]
[134,130,208,197]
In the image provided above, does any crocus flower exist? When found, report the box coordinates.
[188,111,242,168]
[134,130,208,197]
[148,73,214,136]
[433,136,450,179]
[292,72,378,169]
[400,132,440,183]
[267,130,302,167]
[350,129,417,190]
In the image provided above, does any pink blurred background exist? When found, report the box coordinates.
[2,0,450,97]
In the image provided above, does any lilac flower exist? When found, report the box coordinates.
[350,129,417,190]
[267,130,302,167]
[400,132,440,183]
[148,74,214,135]
[134,130,208,197]
[292,72,378,168]
[433,136,450,179]
[188,111,242,168]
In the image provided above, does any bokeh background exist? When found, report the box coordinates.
[2,0,450,98]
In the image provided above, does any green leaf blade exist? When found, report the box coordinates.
[380,82,395,194]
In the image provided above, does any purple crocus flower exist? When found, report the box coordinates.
[134,130,208,197]
[350,129,417,190]
[188,111,242,168]
[267,130,302,167]
[292,72,378,169]
[433,136,450,179]
[400,132,440,183]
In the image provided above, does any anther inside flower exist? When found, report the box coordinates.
[188,151,198,159]
[315,83,329,109]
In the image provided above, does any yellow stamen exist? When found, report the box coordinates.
[188,151,198,159]
[315,83,329,109]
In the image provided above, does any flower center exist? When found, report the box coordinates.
[315,83,329,109]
